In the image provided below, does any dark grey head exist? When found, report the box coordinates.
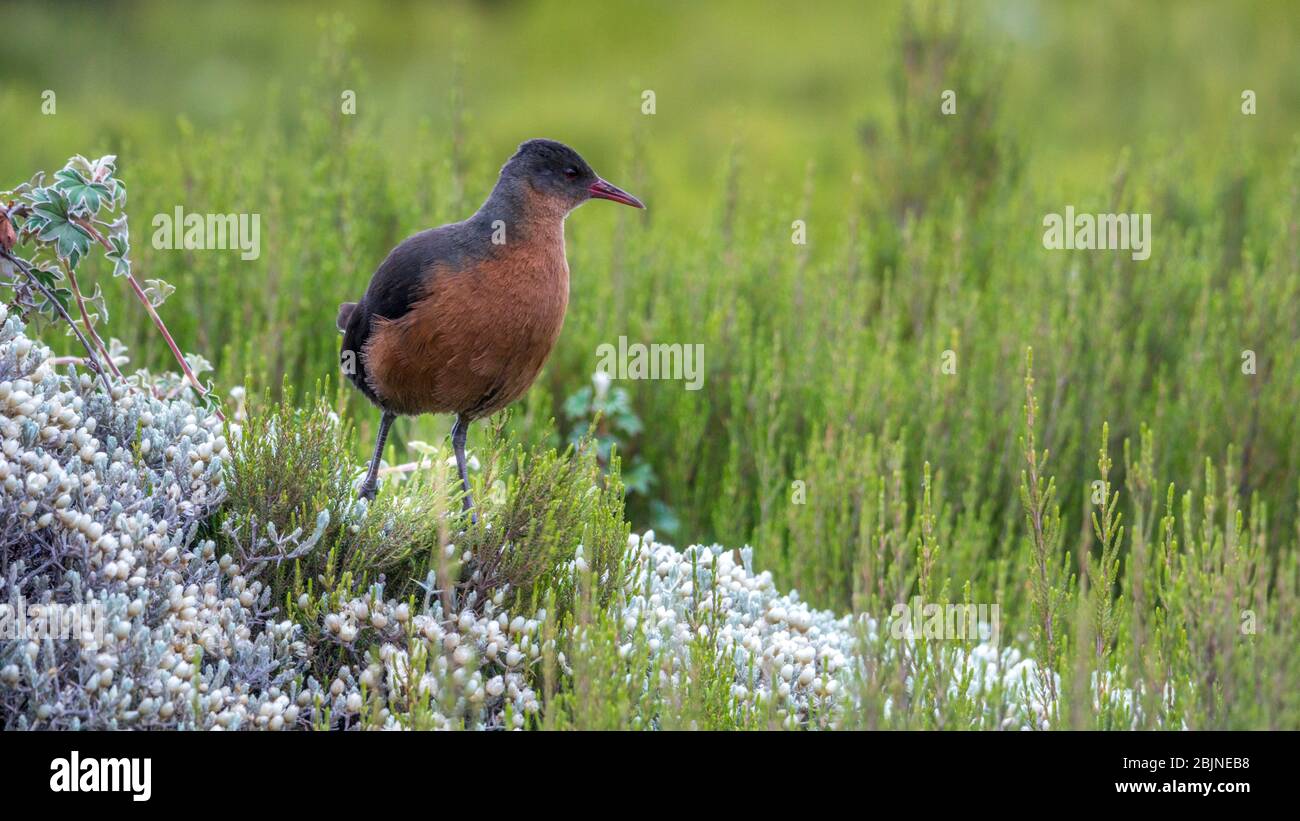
[500,138,644,212]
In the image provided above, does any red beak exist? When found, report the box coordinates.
[588,178,645,209]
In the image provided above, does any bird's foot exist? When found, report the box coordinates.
[358,480,378,501]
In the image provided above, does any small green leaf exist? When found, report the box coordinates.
[107,234,132,278]
[87,282,110,323]
[53,167,111,215]
[563,386,593,419]
[25,188,92,264]
[142,278,175,307]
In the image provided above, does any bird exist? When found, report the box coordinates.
[337,138,645,518]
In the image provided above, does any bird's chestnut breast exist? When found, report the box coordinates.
[362,230,570,417]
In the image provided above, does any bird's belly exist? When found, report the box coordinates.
[363,257,568,417]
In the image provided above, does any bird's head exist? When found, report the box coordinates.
[501,138,645,214]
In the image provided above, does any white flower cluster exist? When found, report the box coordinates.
[298,532,1050,730]
[311,586,550,730]
[0,308,307,729]
[625,539,852,724]
[621,536,1049,729]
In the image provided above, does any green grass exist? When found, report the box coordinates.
[2,0,1299,728]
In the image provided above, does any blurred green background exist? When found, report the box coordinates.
[4,0,1299,201]
[2,0,1300,614]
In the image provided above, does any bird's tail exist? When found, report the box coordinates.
[336,302,357,333]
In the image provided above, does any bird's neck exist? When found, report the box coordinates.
[473,179,568,245]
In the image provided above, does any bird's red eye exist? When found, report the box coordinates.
[564,167,579,179]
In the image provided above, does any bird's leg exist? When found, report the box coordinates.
[358,410,396,500]
[452,414,477,524]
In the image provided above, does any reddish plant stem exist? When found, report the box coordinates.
[61,258,123,379]
[75,216,224,421]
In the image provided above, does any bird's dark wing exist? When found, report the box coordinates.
[340,221,489,405]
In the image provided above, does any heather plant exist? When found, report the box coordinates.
[455,415,632,620]
[1018,351,1073,724]
[221,387,356,571]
